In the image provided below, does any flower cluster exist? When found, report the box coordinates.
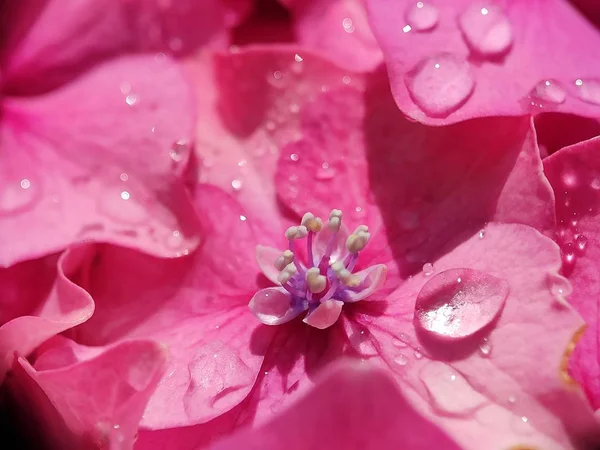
[1,1,600,449]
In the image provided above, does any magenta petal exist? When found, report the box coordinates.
[255,245,284,285]
[343,264,387,303]
[249,287,307,325]
[303,300,344,329]
[414,268,509,340]
[365,0,600,124]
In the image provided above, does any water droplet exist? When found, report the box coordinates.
[478,337,491,356]
[98,187,149,225]
[120,173,129,182]
[290,153,299,162]
[0,178,39,215]
[315,163,336,180]
[403,24,412,33]
[294,53,303,62]
[458,4,512,56]
[166,230,183,249]
[528,80,566,106]
[342,17,355,33]
[125,94,138,106]
[405,54,475,117]
[574,79,600,105]
[591,177,600,190]
[170,139,189,162]
[405,1,439,31]
[120,191,130,200]
[414,348,423,359]
[394,354,409,366]
[414,268,509,340]
[576,234,588,253]
[342,76,351,85]
[237,159,247,167]
[508,395,517,405]
[563,242,576,265]
[478,229,485,239]
[422,262,434,276]
[239,215,247,221]
[231,179,243,191]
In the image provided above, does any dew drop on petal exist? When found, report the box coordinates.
[405,54,475,117]
[478,337,491,356]
[414,348,423,359]
[315,163,336,180]
[231,179,243,191]
[166,230,183,249]
[574,79,600,105]
[170,139,189,162]
[394,354,409,366]
[414,268,509,340]
[422,262,434,276]
[98,188,149,225]
[125,94,138,106]
[478,229,485,239]
[529,80,567,105]
[576,234,588,254]
[458,4,512,56]
[405,1,439,31]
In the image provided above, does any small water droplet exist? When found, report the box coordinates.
[125,94,138,106]
[422,262,434,276]
[574,79,600,105]
[170,139,189,162]
[414,348,423,359]
[414,268,509,339]
[508,395,517,405]
[231,179,243,191]
[239,215,247,221]
[521,416,528,423]
[315,163,336,180]
[166,230,183,249]
[290,153,299,162]
[120,191,130,200]
[237,159,247,167]
[394,354,409,366]
[294,53,303,62]
[576,234,588,253]
[342,17,355,33]
[478,337,491,356]
[405,53,475,117]
[403,24,412,33]
[405,1,439,31]
[528,79,566,106]
[591,177,600,190]
[120,173,129,182]
[267,70,286,89]
[98,188,149,224]
[478,229,485,239]
[342,76,351,85]
[458,4,512,56]
[563,242,576,265]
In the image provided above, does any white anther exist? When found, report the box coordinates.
[346,231,370,253]
[329,209,342,219]
[328,209,343,232]
[302,212,323,232]
[274,250,294,271]
[354,225,369,234]
[305,267,327,294]
[331,261,361,287]
[330,260,345,272]
[285,225,308,240]
[277,263,297,284]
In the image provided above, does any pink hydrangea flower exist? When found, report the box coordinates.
[364,0,600,124]
[16,48,600,449]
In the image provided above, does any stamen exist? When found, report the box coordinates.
[274,250,294,271]
[285,225,308,240]
[328,209,342,232]
[331,260,360,287]
[306,267,327,293]
[346,225,370,253]
[277,263,297,284]
[301,212,323,232]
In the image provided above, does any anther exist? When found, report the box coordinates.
[331,260,360,287]
[274,250,294,271]
[285,225,308,240]
[328,209,343,232]
[277,263,297,284]
[301,212,323,232]
[305,267,327,293]
[346,228,370,253]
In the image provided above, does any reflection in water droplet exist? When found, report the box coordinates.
[239,215,247,222]
[576,234,588,253]
[290,153,299,162]
[394,354,409,366]
[170,139,189,162]
[121,191,130,200]
[414,268,509,339]
[478,337,491,356]
[422,262,434,276]
[125,94,138,106]
[0,178,39,215]
[574,79,600,105]
[478,229,485,239]
[231,179,243,191]
[529,80,566,106]
[458,4,512,56]
[405,1,439,31]
[405,54,475,117]
[414,348,423,359]
[342,17,355,33]
[98,188,149,225]
[120,173,129,182]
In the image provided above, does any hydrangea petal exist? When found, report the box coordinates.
[210,362,461,450]
[544,136,600,409]
[303,300,344,329]
[312,221,349,263]
[0,55,200,266]
[256,244,284,284]
[250,287,307,325]
[364,0,600,124]
[343,264,387,303]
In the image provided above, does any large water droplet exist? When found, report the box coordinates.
[170,139,189,163]
[394,354,409,366]
[414,268,509,340]
[405,1,439,31]
[0,178,40,216]
[405,54,475,117]
[458,4,513,56]
[528,80,566,106]
[574,79,600,105]
[422,262,434,276]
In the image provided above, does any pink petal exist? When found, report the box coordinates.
[249,287,307,325]
[544,136,600,409]
[365,0,600,124]
[182,47,366,239]
[2,0,229,92]
[231,0,295,45]
[354,223,599,448]
[303,300,344,329]
[276,78,555,273]
[312,221,349,263]
[68,185,275,429]
[0,246,94,383]
[11,339,166,448]
[255,244,284,284]
[0,55,201,266]
[209,361,461,450]
[535,113,600,157]
[283,0,383,72]
[343,264,387,303]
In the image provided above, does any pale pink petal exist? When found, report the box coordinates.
[303,300,344,329]
[0,246,94,383]
[1,0,229,92]
[182,47,366,239]
[544,136,600,409]
[353,223,599,448]
[283,0,383,72]
[11,339,166,448]
[312,221,350,263]
[209,361,461,450]
[68,185,275,429]
[0,55,200,266]
[249,287,307,325]
[255,244,284,284]
[343,264,387,302]
[365,0,600,124]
